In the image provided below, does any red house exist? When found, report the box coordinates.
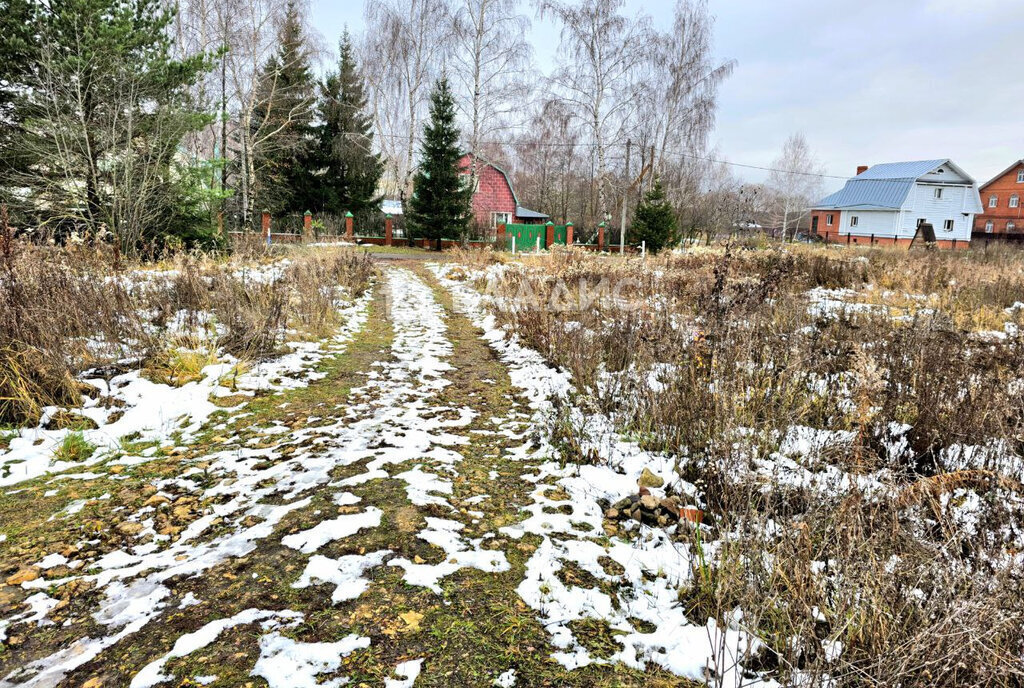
[458,154,548,235]
[973,159,1024,240]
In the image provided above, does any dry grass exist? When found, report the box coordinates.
[455,243,1024,687]
[0,230,375,426]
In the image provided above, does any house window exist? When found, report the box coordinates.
[491,212,511,229]
[989,195,998,208]
[934,187,943,199]
[826,214,834,226]
[985,221,994,233]
[1017,170,1024,183]
[1009,221,1017,232]
[849,216,859,228]
[943,220,954,231]
[1011,195,1020,208]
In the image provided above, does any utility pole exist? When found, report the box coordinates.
[621,139,631,255]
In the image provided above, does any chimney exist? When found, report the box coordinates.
[856,165,869,176]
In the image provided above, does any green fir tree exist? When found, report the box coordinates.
[407,77,472,249]
[310,30,383,221]
[251,1,316,215]
[631,179,679,253]
[0,0,37,201]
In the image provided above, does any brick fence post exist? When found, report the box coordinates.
[261,210,271,245]
[598,222,606,252]
[303,211,313,241]
[385,214,393,246]
[545,221,554,249]
[497,222,507,249]
[566,221,574,246]
[345,211,354,240]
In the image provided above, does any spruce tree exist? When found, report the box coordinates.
[251,1,316,215]
[310,30,383,220]
[407,77,472,249]
[631,179,679,253]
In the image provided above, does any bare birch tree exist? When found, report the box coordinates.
[767,132,825,241]
[362,0,450,201]
[540,0,649,223]
[647,0,734,175]
[450,0,531,185]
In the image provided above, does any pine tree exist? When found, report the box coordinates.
[631,179,679,253]
[17,0,213,249]
[251,1,316,215]
[310,30,383,220]
[0,0,37,200]
[407,77,472,249]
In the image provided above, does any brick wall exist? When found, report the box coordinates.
[811,210,842,242]
[460,155,517,232]
[975,162,1024,236]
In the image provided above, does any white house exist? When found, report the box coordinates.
[810,159,984,247]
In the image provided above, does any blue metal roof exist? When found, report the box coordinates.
[814,179,915,210]
[812,159,973,210]
[853,159,947,181]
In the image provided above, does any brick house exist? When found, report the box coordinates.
[973,159,1024,240]
[458,154,548,235]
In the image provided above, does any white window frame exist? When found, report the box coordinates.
[1017,170,1024,183]
[943,219,954,231]
[491,211,512,229]
[985,221,994,233]
[826,214,833,226]
[1011,195,1020,208]
[934,187,943,199]
[849,216,859,228]
[1009,221,1017,232]
[989,195,998,208]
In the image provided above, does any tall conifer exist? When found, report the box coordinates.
[310,31,383,219]
[407,77,472,249]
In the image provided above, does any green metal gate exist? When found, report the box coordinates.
[507,224,546,252]
[506,223,569,251]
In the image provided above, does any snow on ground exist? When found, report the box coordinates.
[0,284,374,487]
[0,266,517,687]
[252,632,370,688]
[432,262,777,685]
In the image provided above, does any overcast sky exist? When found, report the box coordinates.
[310,0,1024,191]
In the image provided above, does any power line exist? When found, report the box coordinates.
[363,129,854,181]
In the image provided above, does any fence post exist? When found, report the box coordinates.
[545,221,554,249]
[262,210,271,245]
[598,222,606,252]
[566,221,574,246]
[952,238,957,250]
[385,214,393,247]
[345,211,354,240]
[497,222,507,249]
[846,233,851,246]
[303,211,313,241]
